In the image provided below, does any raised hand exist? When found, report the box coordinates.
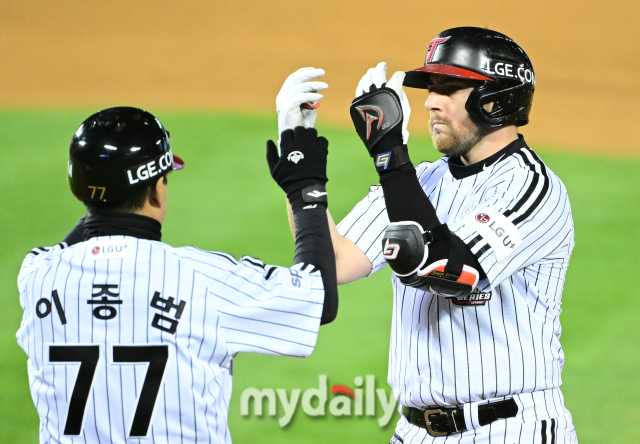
[266,127,329,209]
[350,63,412,173]
[276,68,328,143]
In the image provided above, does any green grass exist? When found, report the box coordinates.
[1,110,638,443]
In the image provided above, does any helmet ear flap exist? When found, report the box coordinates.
[465,80,534,128]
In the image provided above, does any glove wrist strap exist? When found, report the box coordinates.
[374,144,411,174]
[287,184,328,212]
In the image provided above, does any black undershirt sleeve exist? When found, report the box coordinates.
[289,196,338,325]
[378,162,486,279]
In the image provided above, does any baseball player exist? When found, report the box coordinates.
[17,96,335,442]
[283,27,578,442]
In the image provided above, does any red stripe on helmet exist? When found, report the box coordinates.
[406,64,493,81]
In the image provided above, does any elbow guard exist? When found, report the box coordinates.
[382,222,481,298]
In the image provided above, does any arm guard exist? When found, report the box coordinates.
[382,221,481,298]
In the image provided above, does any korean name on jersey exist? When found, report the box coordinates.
[17,238,324,443]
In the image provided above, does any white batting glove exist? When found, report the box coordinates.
[276,67,328,144]
[355,61,388,97]
[355,62,411,144]
[387,71,411,145]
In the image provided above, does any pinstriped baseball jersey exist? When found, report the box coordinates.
[17,237,324,444]
[338,137,576,427]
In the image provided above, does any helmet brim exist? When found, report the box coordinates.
[173,154,185,170]
[403,64,493,89]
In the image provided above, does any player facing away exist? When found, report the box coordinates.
[280,28,578,443]
[16,103,336,443]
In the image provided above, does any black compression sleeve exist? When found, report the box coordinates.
[379,163,439,228]
[378,163,486,278]
[62,215,87,246]
[291,204,338,325]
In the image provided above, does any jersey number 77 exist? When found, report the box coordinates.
[49,344,169,437]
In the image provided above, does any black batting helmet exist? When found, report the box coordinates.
[68,107,184,203]
[403,27,535,128]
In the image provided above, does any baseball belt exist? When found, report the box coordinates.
[401,398,518,436]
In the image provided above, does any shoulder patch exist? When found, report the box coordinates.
[465,207,522,261]
[85,239,131,260]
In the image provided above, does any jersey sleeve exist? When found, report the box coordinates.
[336,185,390,275]
[173,247,324,357]
[447,156,574,292]
[17,243,68,294]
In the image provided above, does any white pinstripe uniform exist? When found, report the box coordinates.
[17,236,324,444]
[338,137,578,443]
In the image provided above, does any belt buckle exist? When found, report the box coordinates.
[423,409,448,437]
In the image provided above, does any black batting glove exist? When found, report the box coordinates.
[350,83,411,174]
[266,126,329,211]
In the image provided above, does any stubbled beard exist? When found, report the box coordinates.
[429,114,492,158]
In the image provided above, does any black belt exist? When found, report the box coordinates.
[401,399,518,436]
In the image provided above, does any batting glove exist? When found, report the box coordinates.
[354,62,411,144]
[350,63,412,173]
[276,67,328,144]
[267,127,329,211]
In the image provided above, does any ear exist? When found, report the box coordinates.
[148,177,165,208]
[483,102,495,112]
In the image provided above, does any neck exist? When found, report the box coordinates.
[83,213,162,241]
[135,203,165,224]
[460,125,519,166]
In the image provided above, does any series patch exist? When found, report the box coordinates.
[452,288,493,306]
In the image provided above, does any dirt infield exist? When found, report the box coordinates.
[1,0,638,154]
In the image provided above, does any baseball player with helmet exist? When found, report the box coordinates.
[281,27,578,442]
[17,100,336,443]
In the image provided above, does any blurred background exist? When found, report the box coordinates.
[1,1,639,442]
[2,0,639,153]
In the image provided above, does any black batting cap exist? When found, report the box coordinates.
[68,107,184,203]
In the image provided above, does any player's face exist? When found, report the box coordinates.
[425,75,490,158]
